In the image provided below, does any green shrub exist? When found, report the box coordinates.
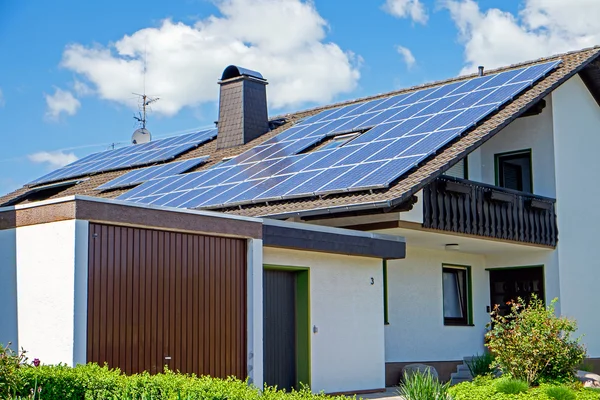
[466,352,495,377]
[9,361,352,400]
[0,343,29,398]
[546,385,576,400]
[485,296,586,385]
[398,370,450,400]
[450,377,600,400]
[494,377,529,394]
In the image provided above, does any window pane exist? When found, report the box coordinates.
[498,151,532,193]
[443,271,464,318]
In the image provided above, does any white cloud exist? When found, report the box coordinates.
[44,88,81,120]
[28,151,78,168]
[0,88,5,108]
[396,45,416,68]
[383,0,428,24]
[60,0,361,116]
[444,0,600,74]
[73,79,93,96]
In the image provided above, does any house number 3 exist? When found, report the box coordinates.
[370,277,375,285]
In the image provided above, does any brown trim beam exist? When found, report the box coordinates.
[0,198,262,239]
[263,223,406,260]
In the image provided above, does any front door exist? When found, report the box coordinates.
[489,266,544,316]
[263,269,297,391]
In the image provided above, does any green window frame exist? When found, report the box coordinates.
[383,260,389,325]
[442,264,473,326]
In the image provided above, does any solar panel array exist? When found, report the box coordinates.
[95,156,210,191]
[117,60,560,210]
[29,129,217,186]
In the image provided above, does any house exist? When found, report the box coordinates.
[1,46,600,392]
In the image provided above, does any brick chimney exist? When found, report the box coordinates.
[216,65,269,150]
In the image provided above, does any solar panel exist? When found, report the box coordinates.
[29,129,217,186]
[95,156,209,191]
[118,60,561,209]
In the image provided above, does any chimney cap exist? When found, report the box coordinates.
[221,65,265,81]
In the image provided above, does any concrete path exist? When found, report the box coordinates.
[352,387,403,399]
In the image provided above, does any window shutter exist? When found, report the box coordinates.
[444,159,466,179]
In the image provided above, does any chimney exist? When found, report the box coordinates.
[478,65,484,76]
[216,65,269,150]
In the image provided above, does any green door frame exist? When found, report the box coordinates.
[263,265,311,388]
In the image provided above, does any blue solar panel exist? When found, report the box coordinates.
[285,166,353,197]
[319,162,387,193]
[95,156,209,191]
[260,170,322,200]
[276,151,333,175]
[305,146,359,170]
[226,176,289,205]
[407,128,464,156]
[478,69,524,89]
[337,141,392,166]
[409,111,462,135]
[365,136,426,161]
[119,60,561,209]
[163,188,211,208]
[352,156,423,189]
[30,129,217,186]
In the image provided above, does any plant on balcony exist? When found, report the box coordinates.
[485,295,586,385]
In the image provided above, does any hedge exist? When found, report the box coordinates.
[7,363,353,400]
[449,376,600,400]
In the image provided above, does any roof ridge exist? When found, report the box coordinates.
[275,45,600,120]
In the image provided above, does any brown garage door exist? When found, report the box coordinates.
[87,223,247,378]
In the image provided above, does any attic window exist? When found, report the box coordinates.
[320,132,359,151]
[1,179,87,207]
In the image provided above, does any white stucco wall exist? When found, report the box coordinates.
[472,95,557,198]
[263,247,385,393]
[247,238,264,388]
[386,246,487,362]
[15,220,89,365]
[385,244,559,362]
[0,228,18,349]
[552,74,600,357]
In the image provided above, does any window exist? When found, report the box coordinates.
[444,158,468,179]
[319,132,359,150]
[442,265,472,326]
[496,150,532,193]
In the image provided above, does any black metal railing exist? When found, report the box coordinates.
[422,176,558,247]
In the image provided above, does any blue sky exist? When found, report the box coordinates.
[0,0,596,195]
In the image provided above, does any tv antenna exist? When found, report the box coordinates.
[131,48,159,144]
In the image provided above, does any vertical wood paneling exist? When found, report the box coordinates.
[87,223,247,378]
[423,177,558,247]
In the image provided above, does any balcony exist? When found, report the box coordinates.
[422,176,558,247]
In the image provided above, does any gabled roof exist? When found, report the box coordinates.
[2,46,600,218]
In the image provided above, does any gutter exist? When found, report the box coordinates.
[261,198,396,220]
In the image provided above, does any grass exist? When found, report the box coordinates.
[495,378,529,395]
[398,370,450,400]
[465,353,495,377]
[545,386,576,400]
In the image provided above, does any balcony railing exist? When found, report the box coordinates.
[422,176,558,247]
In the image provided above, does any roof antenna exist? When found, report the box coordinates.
[132,46,159,145]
